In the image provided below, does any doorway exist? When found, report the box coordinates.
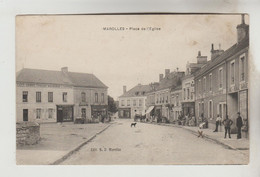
[23,109,28,121]
[57,106,63,122]
[57,105,74,122]
[81,108,86,119]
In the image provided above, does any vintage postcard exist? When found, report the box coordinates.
[15,14,249,165]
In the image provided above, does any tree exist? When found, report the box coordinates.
[108,95,118,113]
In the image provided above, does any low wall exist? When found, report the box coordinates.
[16,122,40,146]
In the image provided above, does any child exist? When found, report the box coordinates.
[198,123,204,138]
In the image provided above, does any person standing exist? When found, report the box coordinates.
[236,112,243,139]
[222,115,233,138]
[213,114,222,132]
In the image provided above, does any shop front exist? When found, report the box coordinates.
[56,105,74,122]
[91,105,108,120]
[154,105,162,122]
[182,102,195,116]
[118,108,131,119]
[146,106,155,122]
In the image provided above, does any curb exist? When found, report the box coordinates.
[180,127,237,150]
[50,123,112,165]
[140,121,247,151]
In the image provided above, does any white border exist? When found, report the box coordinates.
[1,1,260,177]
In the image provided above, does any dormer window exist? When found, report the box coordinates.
[81,92,86,102]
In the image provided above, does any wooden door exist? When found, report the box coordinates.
[57,106,63,122]
[23,109,28,121]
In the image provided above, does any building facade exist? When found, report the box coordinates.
[118,84,152,119]
[194,15,249,134]
[170,86,182,122]
[182,51,207,118]
[16,67,108,123]
[146,69,185,122]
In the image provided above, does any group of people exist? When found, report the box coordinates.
[177,114,196,126]
[213,112,244,139]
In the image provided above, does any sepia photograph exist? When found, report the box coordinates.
[15,14,249,165]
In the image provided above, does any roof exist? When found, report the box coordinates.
[16,68,108,88]
[194,36,249,78]
[119,84,153,98]
[155,71,184,91]
[171,84,182,92]
[68,72,107,88]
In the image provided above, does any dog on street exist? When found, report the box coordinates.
[131,122,137,127]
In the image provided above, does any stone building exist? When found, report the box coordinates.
[145,82,159,120]
[194,15,249,135]
[182,51,207,117]
[147,69,185,122]
[118,84,153,119]
[16,67,108,123]
[170,85,182,122]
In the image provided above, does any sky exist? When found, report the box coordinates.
[16,14,248,99]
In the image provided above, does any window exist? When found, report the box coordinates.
[191,92,194,100]
[203,77,206,91]
[187,88,190,99]
[127,99,130,106]
[36,108,41,119]
[201,102,204,116]
[48,108,53,118]
[95,93,98,103]
[162,95,164,103]
[240,56,245,81]
[121,100,125,106]
[208,100,213,119]
[218,103,226,119]
[183,88,186,100]
[48,92,53,102]
[166,96,168,103]
[218,104,222,118]
[133,100,136,106]
[219,68,223,89]
[81,92,86,102]
[63,92,67,102]
[176,95,179,106]
[198,79,201,94]
[209,74,212,91]
[198,102,200,118]
[23,91,28,102]
[36,92,41,102]
[139,99,142,106]
[230,61,235,85]
[101,93,104,103]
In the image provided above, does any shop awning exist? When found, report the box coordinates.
[146,106,155,115]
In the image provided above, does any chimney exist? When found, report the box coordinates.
[159,74,164,82]
[61,67,68,73]
[123,86,127,94]
[236,14,249,43]
[198,51,201,57]
[165,69,170,77]
[210,44,224,60]
[197,51,208,64]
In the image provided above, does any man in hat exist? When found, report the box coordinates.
[222,115,233,138]
[236,112,243,139]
